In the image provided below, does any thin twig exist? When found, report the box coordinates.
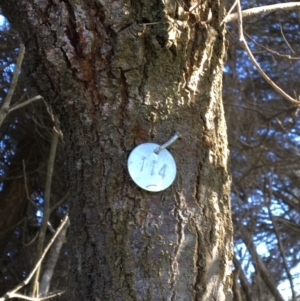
[221,0,239,25]
[44,122,60,219]
[245,33,300,60]
[236,0,300,107]
[31,115,50,131]
[47,221,55,234]
[0,44,25,126]
[23,160,38,208]
[4,291,65,301]
[50,190,70,214]
[265,173,296,301]
[31,118,60,296]
[240,225,285,301]
[22,230,39,247]
[2,44,25,109]
[39,219,69,296]
[237,1,243,41]
[225,2,300,23]
[279,22,295,54]
[142,22,160,26]
[275,217,300,230]
[233,256,253,301]
[9,95,43,113]
[0,218,28,235]
[0,215,69,301]
[269,210,296,301]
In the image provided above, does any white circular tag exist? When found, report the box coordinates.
[128,143,177,192]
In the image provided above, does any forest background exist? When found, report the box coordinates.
[0,0,299,301]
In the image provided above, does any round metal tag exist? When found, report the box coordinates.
[128,143,177,192]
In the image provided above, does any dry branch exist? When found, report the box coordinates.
[0,215,69,301]
[0,44,25,126]
[240,226,285,301]
[236,0,300,107]
[266,175,296,301]
[225,2,300,23]
[39,218,69,296]
[233,256,253,301]
[31,119,60,296]
[3,291,65,301]
[0,43,43,127]
[9,95,43,113]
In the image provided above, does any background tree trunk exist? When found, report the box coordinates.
[1,0,233,300]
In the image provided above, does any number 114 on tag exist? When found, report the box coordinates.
[128,142,177,192]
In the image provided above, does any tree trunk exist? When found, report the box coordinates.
[1,0,233,300]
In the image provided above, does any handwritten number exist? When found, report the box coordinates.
[158,165,167,179]
[140,158,167,178]
[140,157,146,172]
[151,161,156,175]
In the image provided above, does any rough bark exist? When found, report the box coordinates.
[1,0,233,300]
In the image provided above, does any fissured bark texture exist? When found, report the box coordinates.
[1,0,233,300]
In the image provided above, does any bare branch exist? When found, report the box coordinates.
[233,256,253,301]
[0,215,69,301]
[0,218,27,235]
[265,174,296,301]
[269,209,296,301]
[0,43,42,126]
[225,2,300,24]
[0,44,25,126]
[275,217,300,231]
[31,119,60,296]
[221,0,238,25]
[47,221,55,234]
[39,219,69,296]
[9,95,43,113]
[236,1,300,107]
[245,33,300,60]
[279,22,295,54]
[1,44,25,108]
[50,190,70,214]
[22,160,39,208]
[5,291,65,301]
[232,267,242,301]
[22,228,39,247]
[240,225,285,301]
